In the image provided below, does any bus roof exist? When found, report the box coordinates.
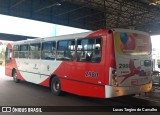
[12,29,150,45]
[13,31,92,45]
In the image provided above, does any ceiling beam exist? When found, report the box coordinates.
[35,2,61,13]
[54,6,85,17]
[11,0,25,9]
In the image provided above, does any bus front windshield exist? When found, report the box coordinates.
[114,32,151,56]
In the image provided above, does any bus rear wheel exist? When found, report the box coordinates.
[12,70,20,83]
[51,77,64,96]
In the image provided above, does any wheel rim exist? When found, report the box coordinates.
[13,72,17,81]
[53,81,60,92]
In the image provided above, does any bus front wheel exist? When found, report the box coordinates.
[12,70,20,83]
[51,77,64,96]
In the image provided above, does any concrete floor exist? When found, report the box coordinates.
[0,66,158,115]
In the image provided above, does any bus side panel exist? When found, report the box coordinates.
[5,58,25,80]
[39,77,50,87]
[60,78,105,98]
[57,62,105,97]
[5,66,12,77]
[16,68,25,81]
[5,59,16,77]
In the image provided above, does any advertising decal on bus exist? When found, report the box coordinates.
[114,31,152,86]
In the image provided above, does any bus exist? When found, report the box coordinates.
[5,29,152,98]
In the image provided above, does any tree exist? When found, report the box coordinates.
[0,48,5,60]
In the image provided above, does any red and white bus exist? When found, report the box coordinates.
[5,29,152,98]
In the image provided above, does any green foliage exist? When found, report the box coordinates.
[157,59,160,65]
[0,48,5,59]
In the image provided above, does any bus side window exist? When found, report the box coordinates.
[29,43,41,59]
[19,44,29,58]
[57,40,75,61]
[92,39,102,63]
[41,41,56,60]
[13,45,19,58]
[77,38,102,63]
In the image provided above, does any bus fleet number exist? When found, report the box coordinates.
[85,71,98,78]
[119,64,130,69]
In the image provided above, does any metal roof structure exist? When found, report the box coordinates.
[0,0,160,40]
[0,33,34,41]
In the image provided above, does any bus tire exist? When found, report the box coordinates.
[51,77,64,96]
[12,70,20,83]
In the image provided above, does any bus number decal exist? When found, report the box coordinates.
[85,71,98,78]
[119,64,130,69]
